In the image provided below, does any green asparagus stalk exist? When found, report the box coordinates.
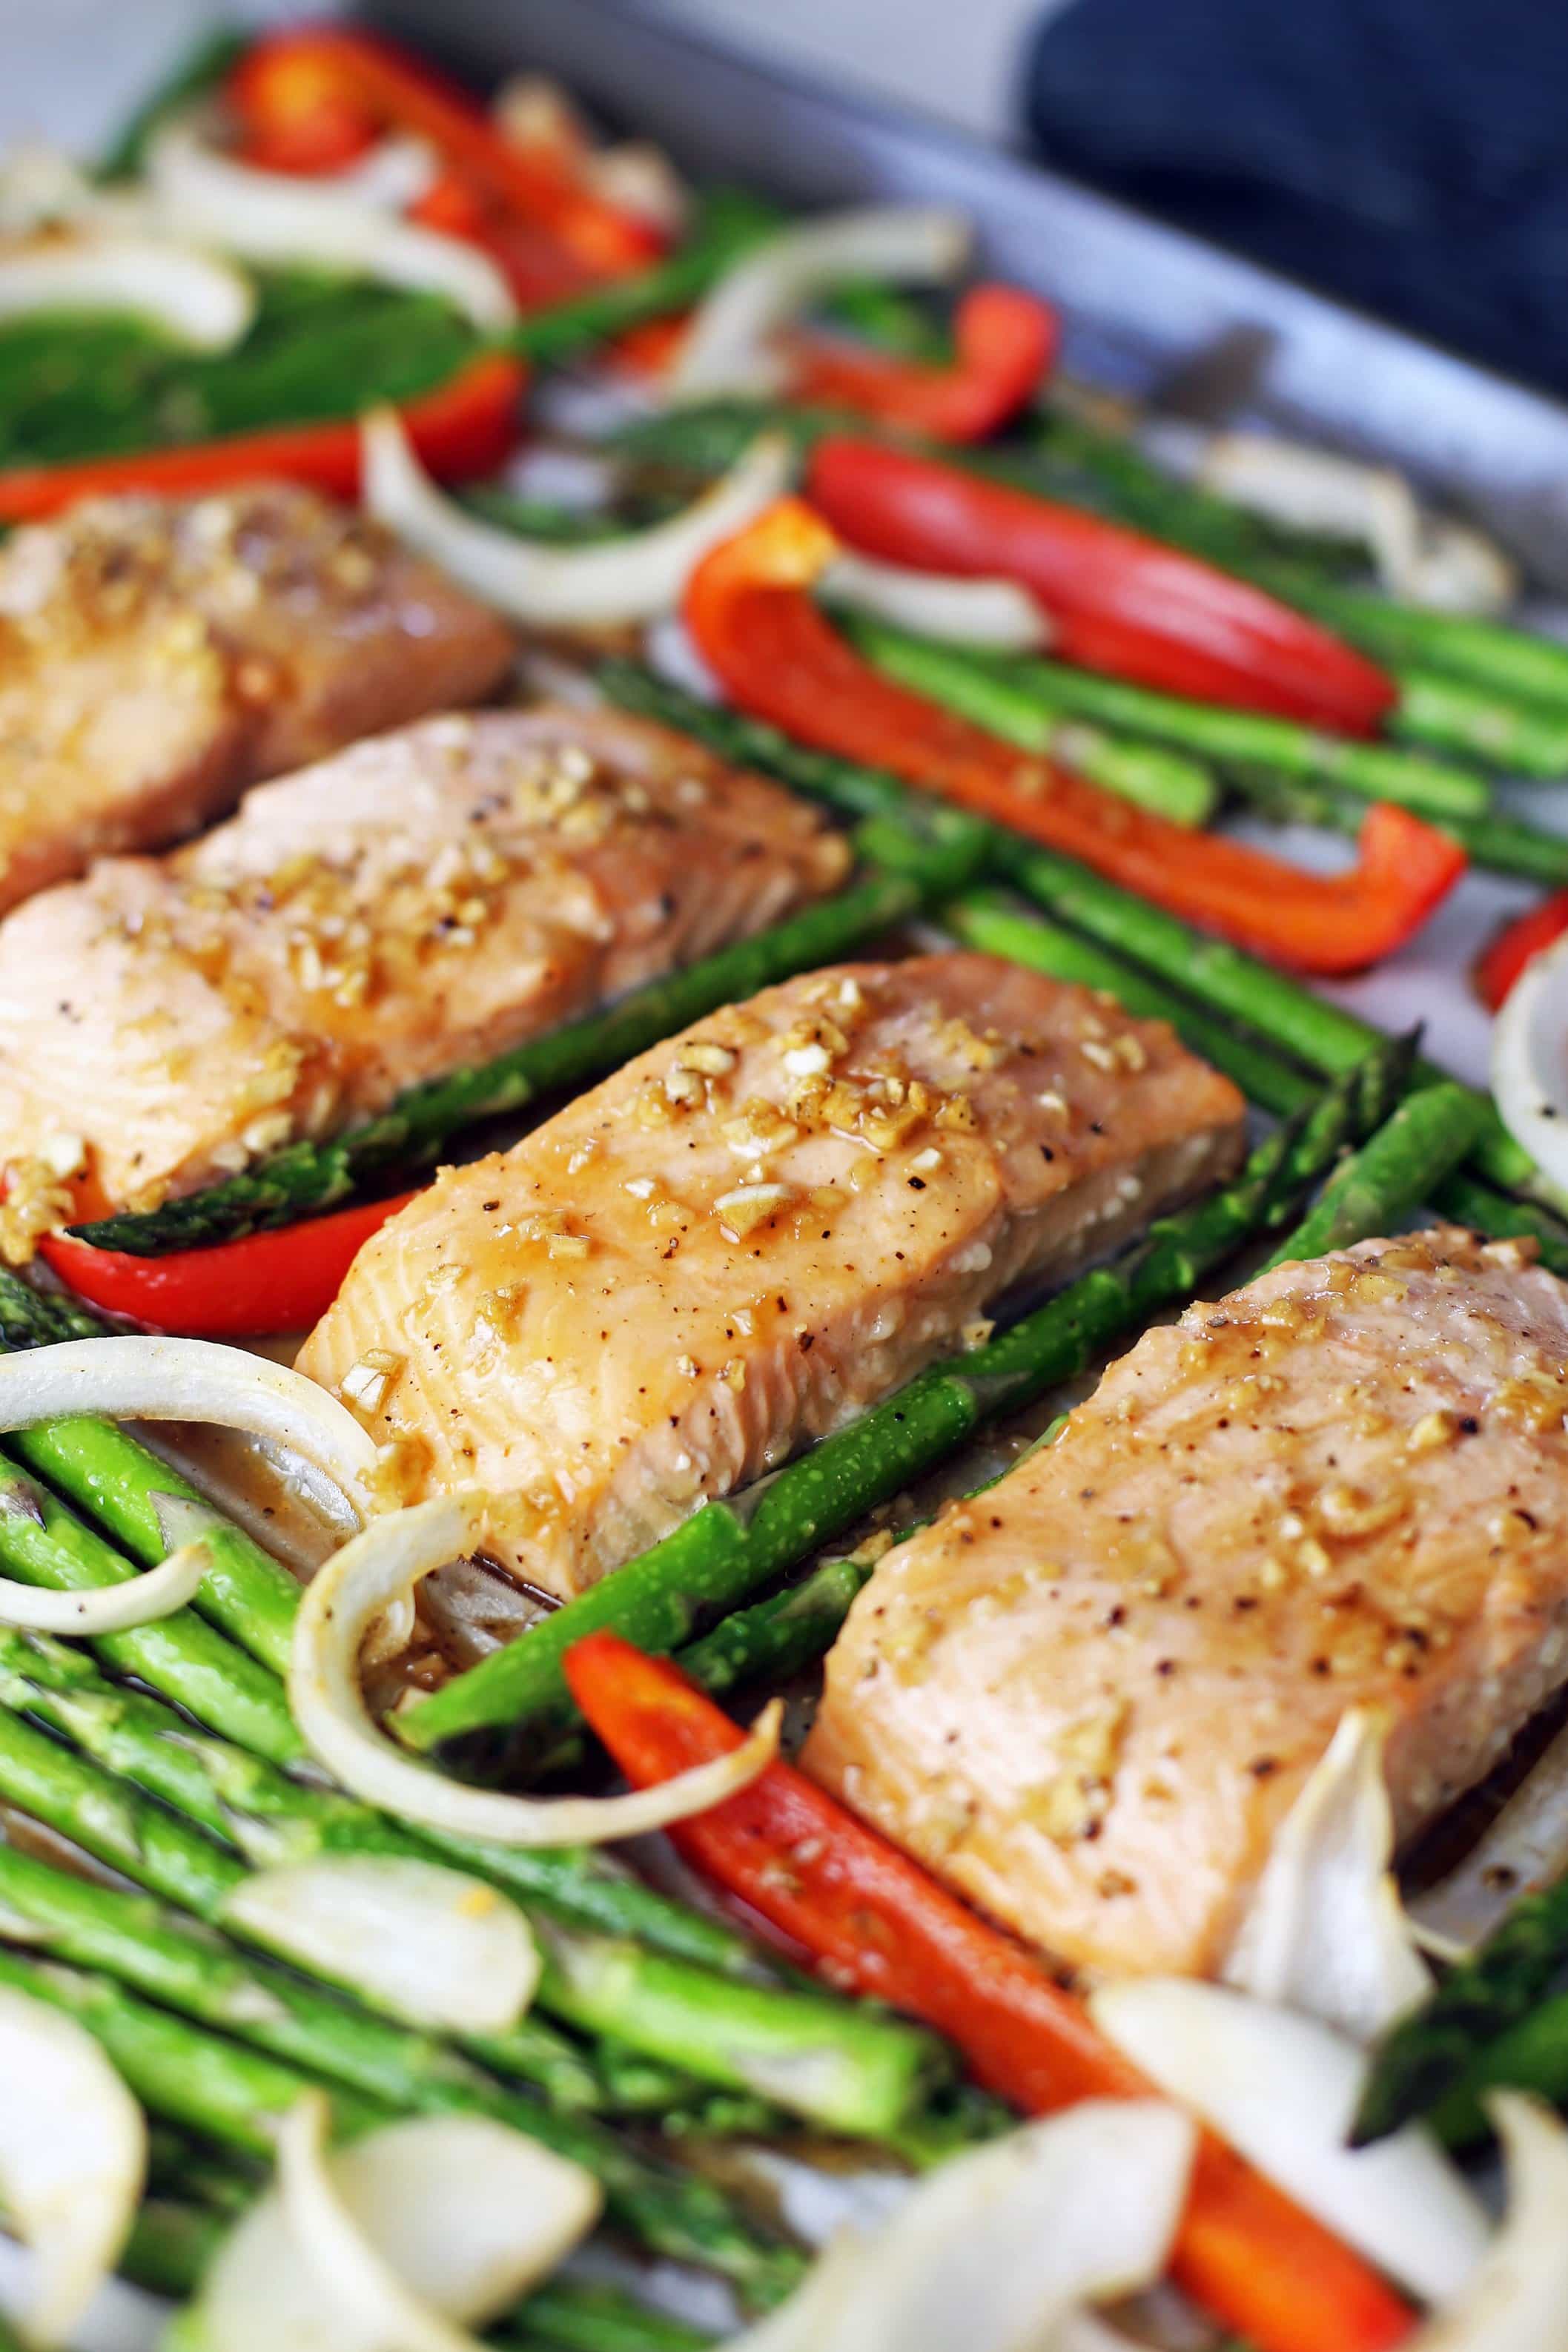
[399,1036,1409,1754]
[0,1631,945,2140]
[1261,566,1568,713]
[509,190,779,370]
[503,2282,715,2351]
[1354,1877,1568,2147]
[1225,760,1568,889]
[120,2199,226,2300]
[998,836,1568,1217]
[1262,1083,1486,1269]
[950,891,1568,1278]
[677,1554,876,1698]
[836,613,1219,824]
[72,868,921,1258]
[1425,1991,1568,2150]
[1388,666,1568,777]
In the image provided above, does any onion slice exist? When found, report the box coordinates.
[1224,1706,1431,2041]
[197,2099,600,2352]
[731,2100,1194,2352]
[0,1526,211,1636]
[221,1857,540,2036]
[363,409,795,627]
[1414,1716,1568,1955]
[144,115,515,332]
[0,1983,146,2348]
[1091,1978,1486,2303]
[823,552,1048,649]
[1411,2092,1568,2349]
[0,1339,377,1522]
[291,1496,782,1846]
[1492,928,1568,1195]
[0,234,254,351]
[667,206,971,402]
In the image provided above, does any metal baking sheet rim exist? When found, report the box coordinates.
[367,0,1568,584]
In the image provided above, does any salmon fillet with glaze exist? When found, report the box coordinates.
[0,704,848,1243]
[805,1226,1568,1981]
[299,952,1245,1597]
[0,482,514,914]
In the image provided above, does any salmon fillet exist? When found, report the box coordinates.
[0,483,514,914]
[299,953,1245,1597]
[0,704,849,1241]
[805,1227,1568,1981]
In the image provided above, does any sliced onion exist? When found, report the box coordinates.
[1415,1717,1568,1955]
[144,116,515,332]
[199,2098,600,2352]
[221,1857,540,2036]
[0,235,254,351]
[1091,1978,1486,2303]
[823,552,1048,650]
[1224,1706,1431,2041]
[0,1983,146,2348]
[363,409,794,627]
[1492,928,1568,1194]
[325,135,439,211]
[0,1339,377,1522]
[291,1496,782,1846]
[1411,2092,1568,2349]
[667,206,971,402]
[732,2100,1194,2352]
[0,1530,211,1635]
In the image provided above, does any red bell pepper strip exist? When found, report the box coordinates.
[228,38,382,174]
[39,1191,415,1340]
[1474,890,1568,1011]
[408,168,600,311]
[684,501,1463,974]
[0,352,525,525]
[789,285,1059,442]
[228,28,661,279]
[565,1635,1414,2352]
[806,434,1397,732]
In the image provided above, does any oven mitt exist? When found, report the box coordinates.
[1022,0,1568,396]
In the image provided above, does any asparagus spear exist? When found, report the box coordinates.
[836,613,1220,825]
[1389,666,1568,777]
[1262,1083,1486,1269]
[503,2282,715,2351]
[400,1036,1409,1754]
[1226,760,1568,888]
[509,190,779,370]
[950,891,1568,1278]
[1262,566,1568,713]
[120,2199,226,2300]
[72,868,921,1258]
[0,1631,947,2141]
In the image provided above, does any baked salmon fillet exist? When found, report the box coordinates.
[805,1226,1568,1981]
[300,952,1245,1596]
[0,482,514,914]
[0,705,848,1244]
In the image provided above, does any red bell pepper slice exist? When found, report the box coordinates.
[565,1634,1414,2352]
[684,501,1462,974]
[228,28,661,279]
[789,285,1059,442]
[0,351,525,525]
[407,168,600,311]
[1473,890,1568,1011]
[40,1191,415,1340]
[806,434,1396,732]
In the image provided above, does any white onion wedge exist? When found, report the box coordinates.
[1492,928,1568,1195]
[221,1857,540,2036]
[667,206,970,402]
[1414,1716,1568,1954]
[291,1496,782,1845]
[363,408,794,627]
[1411,2092,1568,2349]
[325,135,439,211]
[731,2100,1194,2352]
[145,116,515,331]
[0,1340,377,1521]
[0,235,254,351]
[1091,1978,1486,2302]
[823,552,1048,649]
[0,1983,146,2348]
[198,2101,600,2352]
[1224,1706,1431,2041]
[0,1528,211,1635]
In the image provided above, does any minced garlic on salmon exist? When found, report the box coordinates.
[0,481,514,915]
[0,704,849,1239]
[298,952,1245,1598]
[805,1227,1568,1981]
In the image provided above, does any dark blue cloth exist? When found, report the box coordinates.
[1022,0,1568,394]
